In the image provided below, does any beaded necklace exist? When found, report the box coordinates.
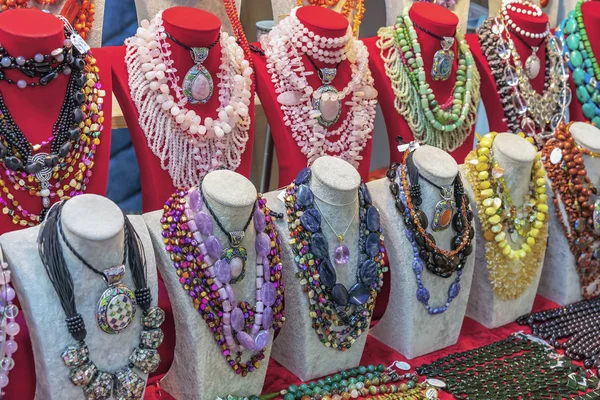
[465,132,548,300]
[0,250,19,397]
[162,187,285,376]
[557,0,600,127]
[295,0,365,37]
[377,12,481,152]
[542,122,600,299]
[0,41,103,227]
[284,167,386,350]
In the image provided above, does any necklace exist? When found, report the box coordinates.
[165,32,220,105]
[199,185,257,284]
[412,21,456,82]
[313,194,358,266]
[501,0,548,39]
[296,0,365,37]
[162,187,285,376]
[38,202,165,399]
[0,251,19,397]
[542,122,600,299]
[377,13,481,152]
[261,7,377,167]
[125,11,252,189]
[465,131,548,300]
[285,167,386,350]
[557,0,600,127]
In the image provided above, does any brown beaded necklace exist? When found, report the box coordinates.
[542,121,600,299]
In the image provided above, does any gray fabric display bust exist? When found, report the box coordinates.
[369,145,476,359]
[538,122,600,305]
[462,133,545,329]
[0,194,158,399]
[143,170,271,399]
[264,156,369,381]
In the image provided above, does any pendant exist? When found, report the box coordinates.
[431,37,455,81]
[96,265,136,334]
[29,152,52,209]
[525,46,541,79]
[431,185,456,231]
[593,198,600,234]
[312,67,342,127]
[334,234,350,265]
[182,47,214,105]
[222,230,248,284]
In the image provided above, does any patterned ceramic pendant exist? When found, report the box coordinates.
[593,198,600,234]
[312,67,342,127]
[222,231,248,284]
[525,47,541,79]
[96,265,136,334]
[431,185,456,231]
[431,37,455,81]
[182,47,214,105]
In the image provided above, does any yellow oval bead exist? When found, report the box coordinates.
[522,243,530,252]
[536,186,546,194]
[480,139,492,148]
[508,250,517,259]
[477,156,489,163]
[533,220,544,229]
[479,181,491,190]
[502,246,511,256]
[485,207,496,216]
[478,171,489,180]
[535,169,545,178]
[537,204,548,213]
[536,178,546,186]
[536,212,545,221]
[488,215,501,225]
[498,239,507,248]
[495,232,506,242]
[483,198,494,207]
[477,147,490,156]
[476,163,489,172]
[530,228,540,238]
[481,189,494,198]
[527,237,535,246]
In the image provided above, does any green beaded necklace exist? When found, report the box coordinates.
[377,12,481,152]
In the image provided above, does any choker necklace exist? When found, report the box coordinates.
[261,7,377,167]
[38,202,165,399]
[162,187,285,375]
[412,21,456,82]
[125,11,253,189]
[0,250,19,397]
[199,185,257,284]
[285,167,386,350]
[165,31,220,105]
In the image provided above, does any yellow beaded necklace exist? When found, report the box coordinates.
[465,132,549,300]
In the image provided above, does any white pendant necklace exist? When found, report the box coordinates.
[261,7,378,167]
[125,11,253,188]
[525,45,541,79]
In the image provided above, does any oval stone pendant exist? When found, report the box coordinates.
[525,50,541,80]
[96,265,137,334]
[222,230,248,284]
[431,186,456,232]
[313,85,341,127]
[431,37,455,81]
[182,47,214,105]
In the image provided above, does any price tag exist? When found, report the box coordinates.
[277,189,286,204]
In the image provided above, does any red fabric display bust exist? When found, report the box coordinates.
[365,3,474,165]
[568,1,600,123]
[252,6,373,187]
[466,4,548,133]
[109,6,255,213]
[0,8,112,235]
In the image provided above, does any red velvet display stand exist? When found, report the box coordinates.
[252,6,373,187]
[364,3,474,165]
[567,2,600,123]
[0,8,112,235]
[108,6,255,213]
[465,4,548,133]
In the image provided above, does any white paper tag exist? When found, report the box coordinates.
[394,361,411,371]
[550,147,563,165]
[277,190,286,204]
[426,378,446,388]
[71,33,91,54]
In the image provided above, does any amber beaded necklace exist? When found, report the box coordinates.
[295,0,365,36]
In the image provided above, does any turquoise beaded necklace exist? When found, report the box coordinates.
[377,12,481,152]
[557,0,600,126]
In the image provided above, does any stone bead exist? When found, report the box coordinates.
[359,260,378,286]
[348,283,370,305]
[255,232,271,257]
[311,233,329,260]
[253,207,266,232]
[254,330,271,350]
[366,206,380,231]
[365,233,380,257]
[262,306,273,329]
[236,331,256,350]
[231,307,245,332]
[261,281,276,306]
[296,168,311,185]
[319,259,337,287]
[195,212,213,236]
[189,190,203,212]
[331,283,349,306]
[205,236,223,259]
[214,259,232,283]
[300,208,321,232]
[296,184,314,206]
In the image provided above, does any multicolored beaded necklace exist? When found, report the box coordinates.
[284,167,386,350]
[162,187,285,376]
[557,0,600,127]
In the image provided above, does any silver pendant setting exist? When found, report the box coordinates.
[312,67,342,127]
[182,47,214,105]
[96,265,136,334]
[222,230,248,284]
[593,198,600,235]
[525,46,541,79]
[29,152,52,209]
[431,37,455,81]
[431,185,456,232]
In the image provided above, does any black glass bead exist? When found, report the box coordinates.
[0,71,4,80]
[77,74,86,87]
[73,108,84,123]
[415,210,428,227]
[59,142,72,157]
[69,127,81,141]
[73,91,86,106]
[452,236,463,250]
[389,182,399,196]
[463,244,473,256]
[413,195,422,207]
[39,72,57,86]
[0,143,6,158]
[4,156,23,171]
[24,162,43,174]
[395,198,405,213]
[386,167,396,179]
[415,232,425,247]
[453,212,465,232]
[73,58,85,71]
[469,225,475,239]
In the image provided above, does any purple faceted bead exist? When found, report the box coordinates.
[262,306,273,329]
[195,212,213,236]
[255,232,271,257]
[231,307,245,332]
[214,259,232,283]
[261,282,276,307]
[253,207,266,233]
[205,236,223,259]
[254,330,271,351]
[334,244,350,265]
[189,190,203,212]
[236,331,256,351]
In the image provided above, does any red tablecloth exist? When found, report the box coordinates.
[143,295,561,399]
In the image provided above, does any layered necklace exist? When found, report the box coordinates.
[261,7,377,168]
[125,11,253,189]
[38,201,165,400]
[0,251,19,398]
[377,11,481,152]
[465,131,548,300]
[556,0,600,127]
[386,147,473,314]
[295,0,366,37]
[542,122,600,299]
[477,3,569,147]
[284,167,386,350]
[162,187,285,376]
[0,23,103,227]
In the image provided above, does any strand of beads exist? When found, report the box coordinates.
[465,132,548,300]
[501,0,548,38]
[0,252,19,395]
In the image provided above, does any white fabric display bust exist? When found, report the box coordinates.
[369,145,476,359]
[143,170,271,400]
[0,194,158,400]
[264,156,368,381]
[462,133,545,328]
[538,122,600,305]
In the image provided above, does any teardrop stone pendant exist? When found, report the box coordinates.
[334,234,350,265]
[182,47,214,105]
[431,37,455,81]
